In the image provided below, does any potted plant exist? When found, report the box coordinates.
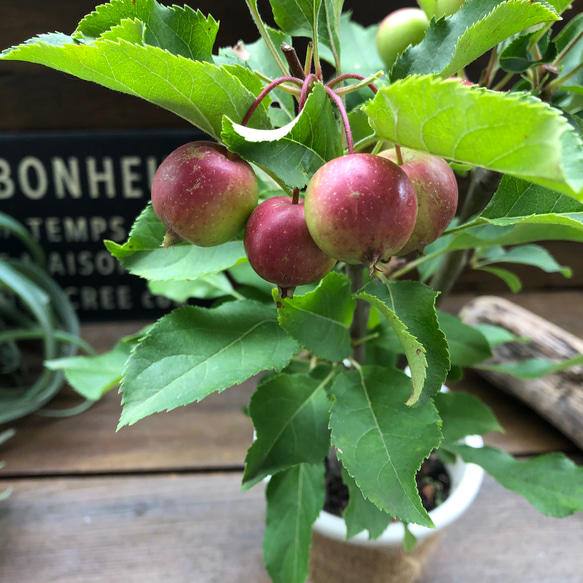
[3,0,583,581]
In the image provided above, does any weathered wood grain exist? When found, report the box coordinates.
[0,472,581,583]
[461,296,583,450]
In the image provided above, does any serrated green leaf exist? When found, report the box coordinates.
[222,82,343,189]
[365,76,583,199]
[356,279,449,404]
[434,391,503,444]
[330,366,442,527]
[118,301,299,427]
[99,18,146,44]
[448,445,583,517]
[436,310,492,367]
[1,37,271,140]
[478,353,583,379]
[105,204,247,281]
[243,371,333,487]
[277,272,355,362]
[45,340,133,401]
[72,0,219,62]
[341,467,392,539]
[392,0,559,80]
[264,463,325,583]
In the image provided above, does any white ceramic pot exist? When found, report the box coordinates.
[312,434,484,546]
[309,434,484,583]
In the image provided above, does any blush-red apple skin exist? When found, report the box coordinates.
[151,141,258,247]
[304,154,417,267]
[244,196,336,298]
[380,148,458,255]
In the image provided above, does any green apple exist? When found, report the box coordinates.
[376,8,429,69]
[417,0,466,19]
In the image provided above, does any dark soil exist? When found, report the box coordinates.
[323,452,452,517]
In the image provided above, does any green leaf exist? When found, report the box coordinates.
[1,37,271,140]
[475,244,573,278]
[277,272,355,362]
[105,205,247,281]
[338,13,384,78]
[436,310,492,367]
[478,353,583,379]
[98,18,147,45]
[269,0,342,56]
[264,463,325,583]
[434,391,503,444]
[222,82,343,189]
[477,266,523,292]
[118,301,299,427]
[73,0,219,62]
[341,467,392,539]
[45,339,132,401]
[499,32,557,74]
[365,76,583,199]
[392,0,559,80]
[243,371,333,487]
[356,279,449,405]
[329,366,442,527]
[148,273,236,301]
[448,445,583,517]
[472,323,530,346]
[442,177,583,253]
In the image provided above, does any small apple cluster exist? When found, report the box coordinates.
[151,141,458,298]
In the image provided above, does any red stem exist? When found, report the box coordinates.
[327,73,378,94]
[324,85,354,155]
[299,74,318,111]
[242,76,303,126]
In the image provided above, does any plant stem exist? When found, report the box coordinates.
[430,167,502,305]
[325,86,354,154]
[242,76,303,125]
[244,0,288,76]
[281,43,306,80]
[347,264,369,365]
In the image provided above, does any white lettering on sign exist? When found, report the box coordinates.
[87,156,116,198]
[52,157,82,199]
[19,157,49,200]
[121,156,143,198]
[66,285,133,311]
[47,250,125,277]
[0,159,15,199]
[0,156,161,200]
[24,216,127,243]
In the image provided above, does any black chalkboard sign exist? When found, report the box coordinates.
[0,129,208,321]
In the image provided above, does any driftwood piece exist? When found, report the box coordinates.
[460,296,583,451]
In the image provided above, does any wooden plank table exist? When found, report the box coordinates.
[1,291,582,582]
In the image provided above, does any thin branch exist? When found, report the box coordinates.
[244,0,288,76]
[325,85,354,155]
[242,76,303,126]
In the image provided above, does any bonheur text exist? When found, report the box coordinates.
[0,155,159,200]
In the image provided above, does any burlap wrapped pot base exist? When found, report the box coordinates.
[308,530,440,583]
